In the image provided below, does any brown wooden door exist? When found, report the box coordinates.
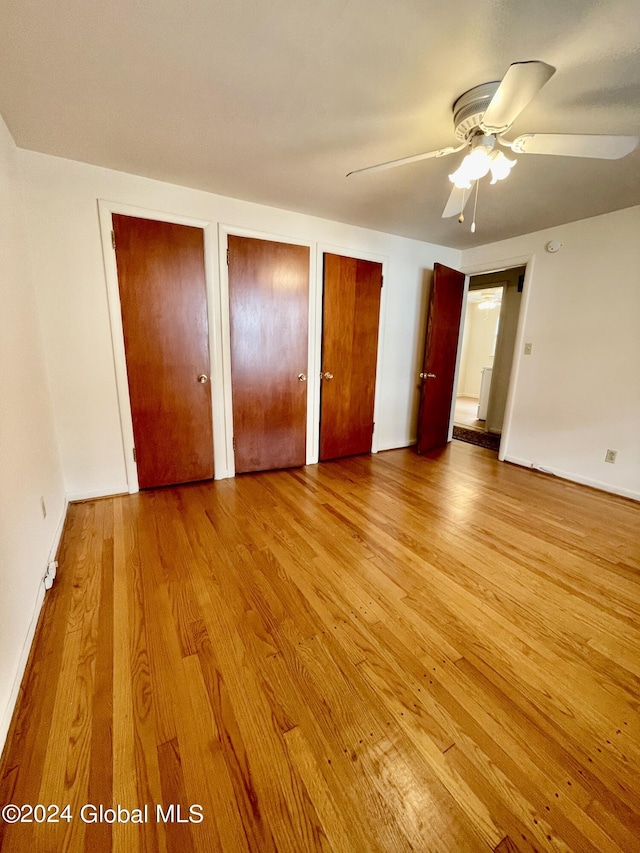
[320,253,382,461]
[416,263,465,453]
[228,236,309,473]
[113,215,214,489]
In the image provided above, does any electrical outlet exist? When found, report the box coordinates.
[605,449,617,464]
[40,496,47,519]
[524,342,533,355]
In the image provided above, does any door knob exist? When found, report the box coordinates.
[198,374,209,383]
[298,373,307,382]
[427,373,436,378]
[323,372,334,380]
[419,372,427,379]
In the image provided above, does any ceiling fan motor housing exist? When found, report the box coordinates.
[452,81,500,141]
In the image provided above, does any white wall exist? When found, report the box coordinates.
[462,206,640,500]
[458,299,501,398]
[0,117,65,753]
[18,150,462,498]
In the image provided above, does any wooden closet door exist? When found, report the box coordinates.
[416,262,465,453]
[320,253,382,461]
[113,214,214,488]
[228,236,309,473]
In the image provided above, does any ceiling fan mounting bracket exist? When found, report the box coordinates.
[452,81,500,142]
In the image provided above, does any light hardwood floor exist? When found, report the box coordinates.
[1,443,639,852]
[454,396,485,431]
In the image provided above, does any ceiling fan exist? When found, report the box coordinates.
[347,61,639,228]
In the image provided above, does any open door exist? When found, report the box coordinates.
[416,263,465,453]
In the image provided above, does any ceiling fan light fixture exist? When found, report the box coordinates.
[477,297,500,309]
[448,167,472,190]
[449,133,500,188]
[489,149,517,184]
[449,141,517,189]
[449,147,491,188]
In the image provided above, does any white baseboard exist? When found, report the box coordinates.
[377,439,416,452]
[504,456,640,502]
[67,474,236,496]
[0,583,46,756]
[0,498,69,756]
[66,483,129,502]
[50,496,69,562]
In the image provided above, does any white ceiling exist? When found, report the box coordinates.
[1,0,639,249]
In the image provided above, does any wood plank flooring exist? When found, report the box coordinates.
[454,395,484,431]
[1,442,639,852]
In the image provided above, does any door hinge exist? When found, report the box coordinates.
[111,230,116,250]
[227,247,230,265]
[232,437,235,450]
[132,447,136,462]
[372,422,376,432]
[380,276,383,287]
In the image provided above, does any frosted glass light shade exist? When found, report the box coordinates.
[449,147,517,189]
[449,147,493,188]
[489,150,517,183]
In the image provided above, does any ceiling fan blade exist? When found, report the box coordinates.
[347,143,465,177]
[442,183,475,218]
[510,133,639,159]
[480,61,556,135]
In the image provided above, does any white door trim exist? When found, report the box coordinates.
[97,199,226,491]
[461,252,536,461]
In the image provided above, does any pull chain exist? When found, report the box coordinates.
[471,179,480,234]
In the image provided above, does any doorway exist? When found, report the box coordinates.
[453,266,525,452]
